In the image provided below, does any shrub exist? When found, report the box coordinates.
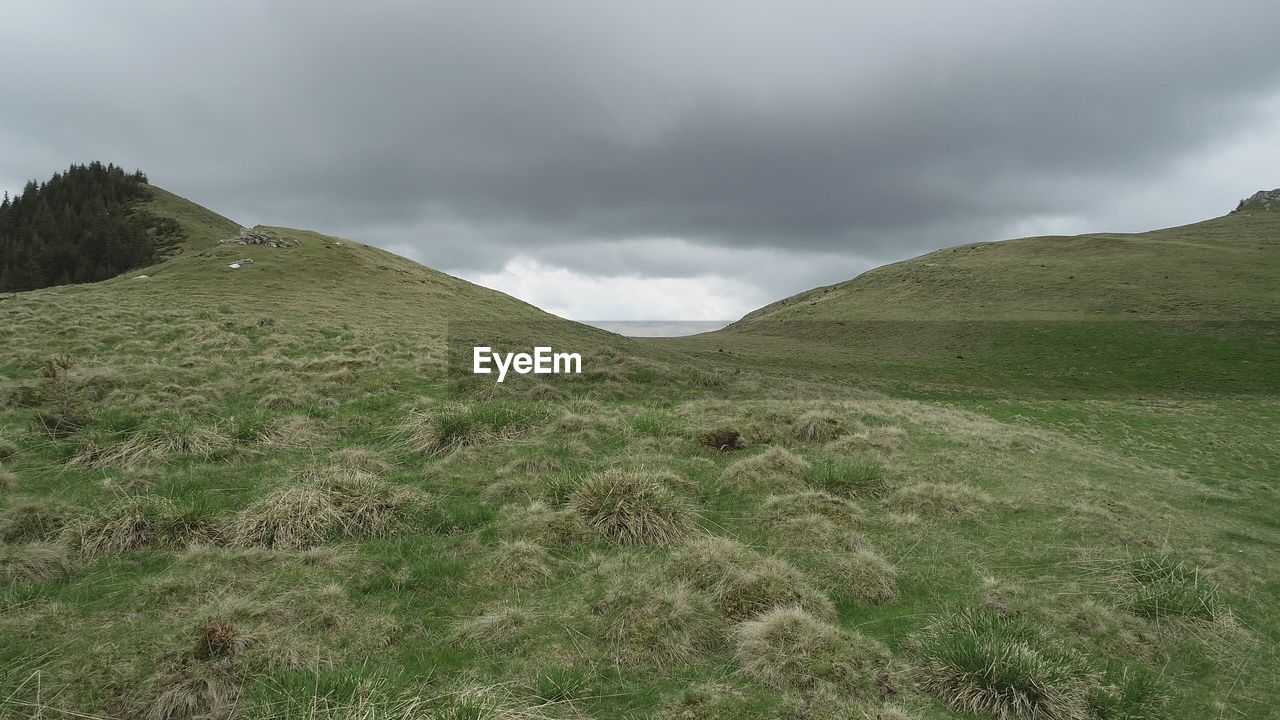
[889,482,992,517]
[732,606,894,697]
[1115,554,1224,621]
[568,469,696,546]
[913,608,1099,720]
[719,447,811,491]
[807,458,887,497]
[63,496,218,557]
[791,411,843,443]
[592,572,716,667]
[0,542,74,583]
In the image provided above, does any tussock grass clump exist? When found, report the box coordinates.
[331,447,394,475]
[63,496,217,557]
[733,606,894,698]
[0,464,15,491]
[913,608,1099,720]
[233,468,435,549]
[762,490,861,526]
[568,469,696,546]
[487,540,557,588]
[398,401,532,454]
[719,447,811,491]
[889,482,992,517]
[450,605,537,649]
[767,513,865,551]
[0,435,18,460]
[0,499,77,542]
[807,457,888,497]
[1113,554,1225,621]
[70,413,232,468]
[804,548,899,605]
[716,557,837,621]
[791,411,843,443]
[255,414,329,449]
[827,424,909,454]
[592,571,717,667]
[670,535,757,589]
[0,542,75,583]
[503,502,596,546]
[671,536,834,620]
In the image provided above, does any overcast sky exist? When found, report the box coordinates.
[3,1,1279,323]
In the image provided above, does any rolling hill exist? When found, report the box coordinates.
[670,197,1280,398]
[1,178,1276,720]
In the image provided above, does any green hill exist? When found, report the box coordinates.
[1,182,1276,720]
[671,199,1280,398]
[738,199,1280,323]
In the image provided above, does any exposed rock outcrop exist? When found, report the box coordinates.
[219,227,298,248]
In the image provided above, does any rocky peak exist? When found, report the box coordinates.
[1232,189,1280,213]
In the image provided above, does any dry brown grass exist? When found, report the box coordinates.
[792,410,844,443]
[62,496,217,557]
[568,469,697,546]
[591,563,717,667]
[719,447,811,491]
[889,482,992,517]
[671,537,836,622]
[502,502,596,547]
[485,540,557,588]
[450,605,537,650]
[232,467,434,549]
[804,548,899,605]
[761,490,861,527]
[732,606,895,697]
[0,542,75,583]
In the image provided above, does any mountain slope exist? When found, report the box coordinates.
[671,198,1280,398]
[738,200,1279,324]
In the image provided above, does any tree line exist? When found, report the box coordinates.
[0,162,184,292]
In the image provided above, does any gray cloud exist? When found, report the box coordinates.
[3,1,1279,318]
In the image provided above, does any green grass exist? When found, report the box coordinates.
[0,187,1275,718]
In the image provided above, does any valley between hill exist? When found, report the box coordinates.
[0,182,1275,719]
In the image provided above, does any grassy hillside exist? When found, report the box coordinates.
[1,188,1276,719]
[669,202,1279,399]
[739,202,1280,323]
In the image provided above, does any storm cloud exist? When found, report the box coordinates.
[3,1,1279,321]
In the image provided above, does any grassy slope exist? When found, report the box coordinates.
[0,189,1276,719]
[738,206,1279,322]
